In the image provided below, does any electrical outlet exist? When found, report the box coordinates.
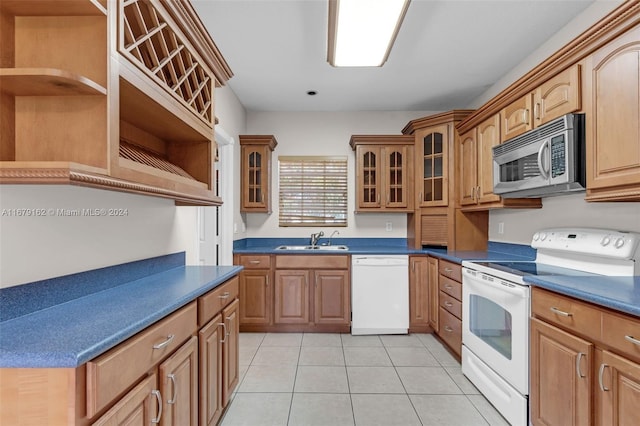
[385,221,392,232]
[498,222,505,234]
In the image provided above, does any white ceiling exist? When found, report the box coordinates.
[192,0,595,112]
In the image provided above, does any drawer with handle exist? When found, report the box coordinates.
[238,255,271,269]
[439,260,462,282]
[439,307,462,357]
[601,311,640,362]
[86,301,197,417]
[531,287,602,340]
[439,275,462,300]
[198,276,239,326]
[440,291,462,319]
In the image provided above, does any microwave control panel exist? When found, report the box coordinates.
[550,135,566,178]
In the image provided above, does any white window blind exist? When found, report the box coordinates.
[279,156,348,227]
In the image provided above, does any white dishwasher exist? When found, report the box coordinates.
[351,255,409,335]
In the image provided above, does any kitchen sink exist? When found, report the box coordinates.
[276,245,348,251]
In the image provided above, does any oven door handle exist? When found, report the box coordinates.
[463,270,528,298]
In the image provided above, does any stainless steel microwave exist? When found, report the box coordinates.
[492,113,585,198]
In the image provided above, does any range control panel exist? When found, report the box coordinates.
[531,228,640,260]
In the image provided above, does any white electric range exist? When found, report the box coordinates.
[461,228,640,426]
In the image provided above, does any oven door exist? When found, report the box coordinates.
[462,267,530,395]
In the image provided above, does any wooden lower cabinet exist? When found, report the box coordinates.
[595,349,640,426]
[409,255,439,333]
[0,276,241,426]
[91,373,159,426]
[158,336,199,426]
[314,270,350,325]
[435,260,462,357]
[531,287,640,426]
[530,317,592,426]
[274,269,310,324]
[239,270,271,325]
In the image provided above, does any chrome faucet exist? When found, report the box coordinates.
[310,231,324,247]
[326,230,340,246]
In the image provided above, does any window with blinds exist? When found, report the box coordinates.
[278,156,348,227]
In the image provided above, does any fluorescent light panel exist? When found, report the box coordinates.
[328,0,410,67]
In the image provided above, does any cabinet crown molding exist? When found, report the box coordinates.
[402,110,474,135]
[349,134,414,150]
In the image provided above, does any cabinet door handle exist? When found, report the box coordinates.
[167,374,177,404]
[151,390,162,423]
[266,276,269,287]
[444,326,453,333]
[598,363,610,392]
[218,292,230,299]
[524,109,530,125]
[419,191,423,202]
[550,307,572,317]
[153,334,175,350]
[219,322,228,343]
[471,186,475,201]
[625,335,640,346]
[476,186,481,200]
[576,353,586,379]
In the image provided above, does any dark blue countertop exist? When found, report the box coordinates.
[525,274,640,318]
[0,254,242,368]
[233,238,536,263]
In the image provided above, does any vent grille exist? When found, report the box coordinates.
[119,140,196,181]
[493,114,571,157]
[119,0,213,125]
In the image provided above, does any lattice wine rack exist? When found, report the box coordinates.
[119,0,213,126]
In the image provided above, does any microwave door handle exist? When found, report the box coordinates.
[537,140,550,180]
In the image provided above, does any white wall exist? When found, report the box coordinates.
[0,186,181,288]
[243,110,435,238]
[471,0,638,243]
[489,194,640,244]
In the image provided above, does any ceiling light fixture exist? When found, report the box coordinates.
[327,0,410,67]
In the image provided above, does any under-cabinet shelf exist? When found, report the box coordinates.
[0,68,107,96]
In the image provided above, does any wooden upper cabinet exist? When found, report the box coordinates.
[501,93,533,142]
[534,64,581,126]
[500,64,581,142]
[585,25,640,201]
[459,114,541,211]
[350,135,414,212]
[416,125,449,207]
[0,0,233,205]
[240,135,278,213]
[458,129,477,207]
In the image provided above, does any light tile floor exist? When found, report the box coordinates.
[220,332,510,426]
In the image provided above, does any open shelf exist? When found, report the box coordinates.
[0,68,106,96]
[0,0,106,16]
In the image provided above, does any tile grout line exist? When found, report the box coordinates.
[341,334,357,426]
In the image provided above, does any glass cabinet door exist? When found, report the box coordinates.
[247,150,263,205]
[359,147,381,207]
[420,126,447,206]
[386,147,408,208]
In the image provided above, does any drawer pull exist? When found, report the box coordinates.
[550,307,572,317]
[444,326,453,333]
[249,260,261,264]
[444,268,453,273]
[444,285,453,290]
[151,390,162,423]
[218,292,230,299]
[576,353,586,378]
[219,323,228,343]
[153,334,175,350]
[624,335,640,346]
[167,374,177,404]
[598,363,610,392]
[444,301,454,308]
